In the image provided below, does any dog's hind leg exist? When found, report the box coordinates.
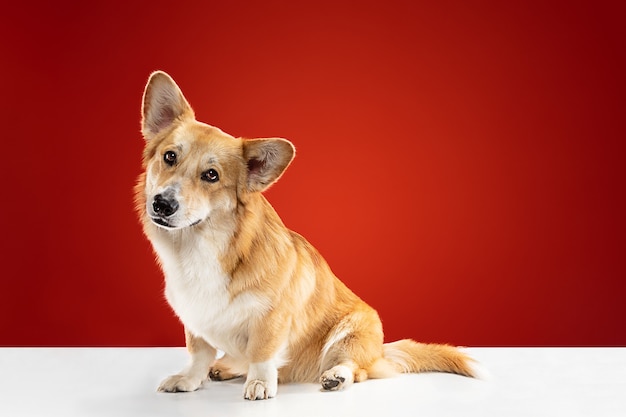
[318,308,384,391]
[209,354,247,381]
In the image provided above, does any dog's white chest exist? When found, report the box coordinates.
[151,230,268,357]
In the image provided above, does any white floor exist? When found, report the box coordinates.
[0,348,624,417]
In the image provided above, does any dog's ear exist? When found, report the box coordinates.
[141,71,194,140]
[243,138,295,192]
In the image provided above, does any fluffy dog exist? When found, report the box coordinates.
[135,71,476,400]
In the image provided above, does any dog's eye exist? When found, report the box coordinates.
[164,151,177,166]
[201,169,219,183]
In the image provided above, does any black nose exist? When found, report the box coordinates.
[152,194,179,217]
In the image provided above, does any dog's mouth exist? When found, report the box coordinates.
[151,216,203,229]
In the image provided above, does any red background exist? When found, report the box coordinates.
[1,0,624,347]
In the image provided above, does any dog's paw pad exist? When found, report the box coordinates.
[321,374,345,390]
[320,365,354,391]
[157,374,202,393]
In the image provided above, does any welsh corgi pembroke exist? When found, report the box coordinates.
[135,71,476,400]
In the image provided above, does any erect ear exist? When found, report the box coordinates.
[243,138,296,192]
[141,71,194,140]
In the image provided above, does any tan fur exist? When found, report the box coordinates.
[136,71,476,400]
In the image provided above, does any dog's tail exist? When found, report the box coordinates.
[367,339,477,379]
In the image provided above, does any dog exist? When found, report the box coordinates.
[135,71,476,400]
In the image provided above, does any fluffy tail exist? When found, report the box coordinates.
[368,339,477,379]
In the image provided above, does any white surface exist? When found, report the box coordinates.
[0,348,624,416]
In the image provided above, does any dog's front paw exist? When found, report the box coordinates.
[244,379,276,400]
[157,374,203,393]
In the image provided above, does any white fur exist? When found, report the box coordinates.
[320,327,349,370]
[157,345,213,392]
[149,226,271,359]
[244,360,279,400]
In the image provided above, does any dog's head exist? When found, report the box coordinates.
[138,71,295,230]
